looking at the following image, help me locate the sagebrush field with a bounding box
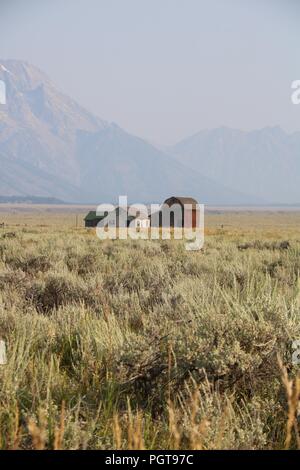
[0,207,300,450]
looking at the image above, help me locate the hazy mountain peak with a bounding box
[3,60,238,203]
[0,59,283,204]
[170,125,300,204]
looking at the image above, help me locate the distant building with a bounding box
[84,208,150,228]
[85,197,199,229]
[150,196,199,228]
[84,211,105,228]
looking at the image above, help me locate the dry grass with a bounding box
[0,208,299,449]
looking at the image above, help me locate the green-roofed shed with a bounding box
[84,211,105,228]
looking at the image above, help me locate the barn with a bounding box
[150,196,199,228]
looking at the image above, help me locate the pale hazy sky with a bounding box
[1,0,299,144]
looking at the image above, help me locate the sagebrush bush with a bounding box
[0,218,299,449]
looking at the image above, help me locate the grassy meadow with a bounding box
[0,206,300,449]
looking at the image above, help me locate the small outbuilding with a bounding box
[164,196,199,228]
[84,211,105,228]
[150,196,199,228]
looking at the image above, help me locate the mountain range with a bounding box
[0,60,299,205]
[169,127,300,205]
